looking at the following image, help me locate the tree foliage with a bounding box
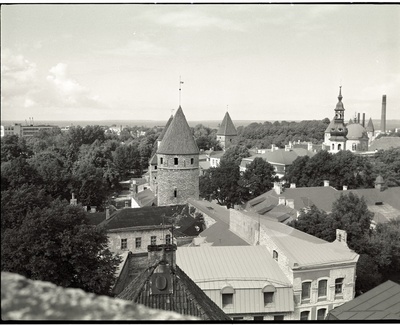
[221,145,250,166]
[284,150,375,189]
[372,148,400,187]
[1,200,121,295]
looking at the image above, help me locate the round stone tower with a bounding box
[156,106,199,206]
[216,111,237,151]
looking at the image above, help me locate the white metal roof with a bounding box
[176,246,291,288]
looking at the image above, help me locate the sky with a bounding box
[1,4,400,123]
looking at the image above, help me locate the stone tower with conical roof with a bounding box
[157,106,199,206]
[216,112,237,150]
[328,87,348,153]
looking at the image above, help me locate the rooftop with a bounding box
[327,280,400,320]
[369,137,400,151]
[217,112,237,136]
[157,107,199,155]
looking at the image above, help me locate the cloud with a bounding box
[144,9,245,32]
[1,49,38,98]
[46,63,105,108]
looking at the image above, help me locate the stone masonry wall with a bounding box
[1,272,198,321]
[157,154,199,206]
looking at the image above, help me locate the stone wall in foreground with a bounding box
[1,272,198,321]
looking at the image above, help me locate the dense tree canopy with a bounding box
[220,145,250,166]
[284,150,376,189]
[1,200,120,295]
[372,148,400,187]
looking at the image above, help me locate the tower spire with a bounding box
[338,86,343,101]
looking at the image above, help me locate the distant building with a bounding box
[1,122,57,137]
[326,280,400,320]
[240,146,315,179]
[216,112,238,150]
[322,87,379,154]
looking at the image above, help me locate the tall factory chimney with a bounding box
[362,113,365,127]
[357,113,360,124]
[381,95,387,133]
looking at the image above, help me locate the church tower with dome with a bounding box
[323,87,370,153]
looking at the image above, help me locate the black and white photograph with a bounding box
[1,1,400,322]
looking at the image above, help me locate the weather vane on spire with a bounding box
[226,105,229,112]
[179,76,184,107]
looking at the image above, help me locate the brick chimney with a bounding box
[278,197,286,205]
[290,183,296,188]
[286,199,295,209]
[324,180,329,187]
[343,185,348,191]
[381,95,387,133]
[273,182,282,195]
[362,113,365,127]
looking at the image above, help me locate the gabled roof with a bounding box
[369,137,400,151]
[217,112,237,136]
[118,256,230,320]
[134,188,156,207]
[327,280,400,320]
[325,117,335,133]
[98,205,197,234]
[241,210,359,268]
[157,107,199,155]
[177,246,292,288]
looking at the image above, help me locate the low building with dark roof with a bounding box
[98,205,203,255]
[369,137,400,151]
[326,280,400,320]
[116,244,230,320]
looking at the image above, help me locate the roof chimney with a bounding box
[286,199,295,209]
[273,182,282,195]
[336,229,348,245]
[70,193,77,206]
[148,244,176,269]
[290,183,296,189]
[278,197,286,205]
[362,113,365,127]
[357,113,360,124]
[343,185,348,191]
[324,180,330,187]
[381,95,387,133]
[106,207,110,220]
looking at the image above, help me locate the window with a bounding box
[273,250,278,261]
[264,292,274,305]
[232,317,243,320]
[335,278,344,295]
[154,166,157,170]
[160,157,163,164]
[274,315,284,321]
[121,238,127,250]
[302,282,311,300]
[191,158,194,165]
[222,294,233,308]
[332,143,335,150]
[317,308,327,320]
[300,311,310,320]
[174,189,177,198]
[254,316,264,321]
[338,143,342,150]
[318,279,327,298]
[352,143,356,151]
[151,236,157,246]
[174,157,178,165]
[135,237,141,249]
[165,234,171,244]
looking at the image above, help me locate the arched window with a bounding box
[332,143,335,150]
[221,285,234,308]
[338,143,342,150]
[262,284,276,306]
[317,308,327,320]
[300,311,310,320]
[273,250,278,261]
[352,143,356,151]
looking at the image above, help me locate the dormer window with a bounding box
[273,250,278,261]
[221,285,234,308]
[262,284,275,306]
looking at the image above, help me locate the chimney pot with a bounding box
[324,180,330,187]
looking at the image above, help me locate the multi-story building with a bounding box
[229,209,359,321]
